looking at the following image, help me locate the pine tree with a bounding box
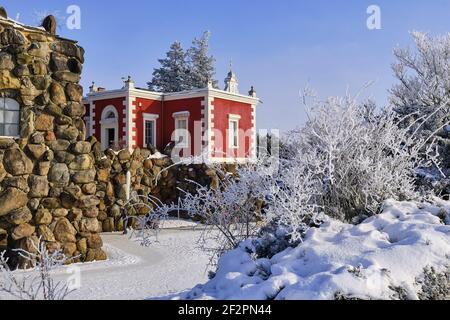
[187,31,218,89]
[147,41,189,92]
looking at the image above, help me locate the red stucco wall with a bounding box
[211,98,254,159]
[133,97,163,149]
[162,97,205,157]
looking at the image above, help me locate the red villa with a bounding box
[83,71,259,163]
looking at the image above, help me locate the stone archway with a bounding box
[100,105,119,150]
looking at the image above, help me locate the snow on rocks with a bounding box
[179,200,450,300]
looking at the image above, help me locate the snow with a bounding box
[178,200,450,300]
[160,218,198,229]
[0,16,46,31]
[0,228,214,300]
[147,152,166,159]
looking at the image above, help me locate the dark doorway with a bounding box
[107,128,115,148]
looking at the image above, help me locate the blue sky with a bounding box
[4,0,450,131]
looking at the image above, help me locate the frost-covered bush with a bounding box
[180,163,272,262]
[417,266,450,300]
[0,239,76,300]
[391,31,450,171]
[122,193,178,246]
[180,93,430,261]
[285,95,426,221]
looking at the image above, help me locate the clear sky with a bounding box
[4,0,450,131]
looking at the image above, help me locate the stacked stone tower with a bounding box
[0,9,106,266]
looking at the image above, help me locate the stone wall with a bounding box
[89,142,221,232]
[0,14,105,267]
[0,12,227,267]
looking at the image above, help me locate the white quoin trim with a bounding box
[128,96,137,150]
[89,101,95,136]
[123,98,129,148]
[206,94,215,160]
[251,104,257,160]
[142,113,159,148]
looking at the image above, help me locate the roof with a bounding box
[84,86,260,106]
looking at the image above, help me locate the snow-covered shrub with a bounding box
[177,200,450,300]
[179,163,272,263]
[285,94,426,221]
[417,266,450,300]
[178,92,430,262]
[0,238,76,300]
[122,193,178,246]
[391,31,450,172]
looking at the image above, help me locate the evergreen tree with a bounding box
[147,41,189,92]
[187,31,218,89]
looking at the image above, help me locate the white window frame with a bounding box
[228,114,241,149]
[173,111,190,148]
[100,105,119,150]
[0,97,20,138]
[142,113,159,148]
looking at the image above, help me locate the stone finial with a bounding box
[0,7,7,19]
[42,15,57,35]
[89,82,98,93]
[123,76,135,90]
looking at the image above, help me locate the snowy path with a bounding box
[53,229,214,300]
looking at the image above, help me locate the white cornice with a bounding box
[85,89,128,101]
[208,88,259,105]
[129,88,163,101]
[84,87,260,105]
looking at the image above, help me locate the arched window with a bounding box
[0,98,20,137]
[106,111,116,119]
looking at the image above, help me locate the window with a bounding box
[0,98,20,137]
[173,111,190,148]
[175,118,188,147]
[228,114,241,149]
[84,116,90,136]
[144,120,156,147]
[142,113,159,149]
[106,111,116,119]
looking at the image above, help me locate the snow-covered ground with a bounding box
[178,200,450,300]
[0,227,214,300]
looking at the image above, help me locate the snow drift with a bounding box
[178,200,450,300]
